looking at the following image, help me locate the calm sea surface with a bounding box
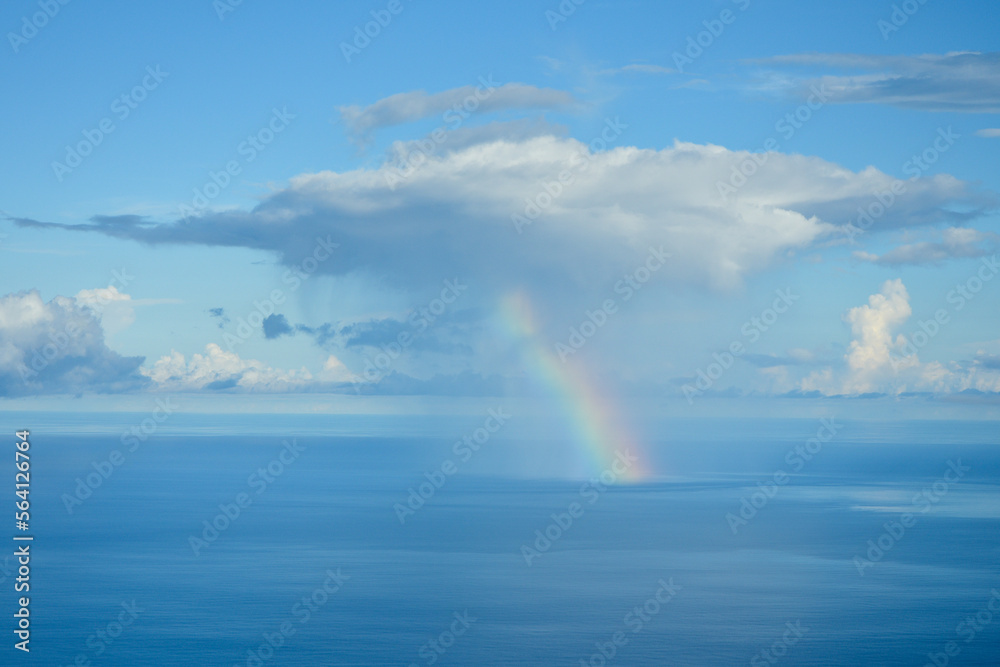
[2,414,998,666]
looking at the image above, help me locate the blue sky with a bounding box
[2,0,999,416]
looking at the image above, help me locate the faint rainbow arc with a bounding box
[499,290,651,481]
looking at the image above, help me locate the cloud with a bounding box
[319,355,358,383]
[142,344,499,394]
[338,310,477,354]
[75,285,134,335]
[385,117,569,164]
[208,307,230,329]
[798,279,918,395]
[264,310,479,356]
[336,317,414,348]
[0,290,147,396]
[853,228,998,266]
[262,313,293,339]
[973,352,1000,370]
[843,279,915,392]
[793,280,1000,397]
[338,80,577,140]
[143,344,315,392]
[74,285,131,309]
[293,323,338,349]
[0,288,502,395]
[758,52,1000,113]
[16,134,992,309]
[976,128,1000,138]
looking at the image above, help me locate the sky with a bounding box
[2,0,999,418]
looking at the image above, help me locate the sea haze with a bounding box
[8,415,1000,666]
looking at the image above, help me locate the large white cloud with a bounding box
[841,278,917,393]
[12,129,998,398]
[284,136,838,291]
[17,134,992,307]
[798,279,932,395]
[0,290,146,396]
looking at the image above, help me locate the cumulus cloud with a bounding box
[854,228,998,266]
[384,117,569,165]
[976,129,1000,138]
[14,132,997,396]
[794,279,1000,396]
[75,285,131,309]
[75,285,134,334]
[842,279,916,392]
[141,344,495,394]
[756,52,1000,113]
[319,355,358,383]
[0,290,146,396]
[16,135,992,309]
[338,80,577,140]
[798,279,919,395]
[0,288,496,395]
[143,344,315,392]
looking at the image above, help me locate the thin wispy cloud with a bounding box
[854,228,998,266]
[338,81,578,141]
[755,51,1000,113]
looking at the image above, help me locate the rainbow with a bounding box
[499,290,651,482]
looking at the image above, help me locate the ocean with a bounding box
[5,413,999,665]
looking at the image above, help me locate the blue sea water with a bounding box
[2,414,998,666]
